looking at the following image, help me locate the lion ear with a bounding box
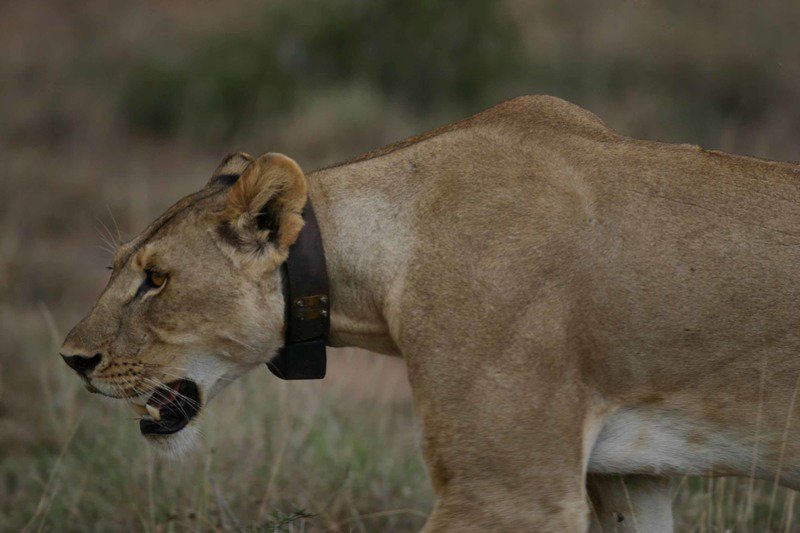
[207,152,254,187]
[219,153,307,261]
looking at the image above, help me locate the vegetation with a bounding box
[118,0,524,140]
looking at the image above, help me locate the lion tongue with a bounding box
[148,383,180,409]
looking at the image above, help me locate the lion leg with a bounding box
[419,410,596,532]
[409,349,602,532]
[423,482,589,532]
[587,474,673,532]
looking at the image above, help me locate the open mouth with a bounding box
[139,379,201,436]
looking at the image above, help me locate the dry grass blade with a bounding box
[20,419,82,533]
[767,370,800,525]
[739,354,768,528]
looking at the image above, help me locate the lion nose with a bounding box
[61,353,103,377]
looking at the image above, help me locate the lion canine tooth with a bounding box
[132,404,148,417]
[146,404,161,421]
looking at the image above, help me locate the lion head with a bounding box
[60,152,307,453]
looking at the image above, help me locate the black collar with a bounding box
[267,199,330,379]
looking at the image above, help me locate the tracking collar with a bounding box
[267,199,329,380]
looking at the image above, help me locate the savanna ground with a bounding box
[2,1,800,530]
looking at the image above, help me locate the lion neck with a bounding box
[306,162,415,356]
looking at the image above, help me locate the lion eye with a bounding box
[136,268,168,298]
[147,269,167,288]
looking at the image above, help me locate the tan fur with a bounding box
[62,95,800,530]
[208,151,253,185]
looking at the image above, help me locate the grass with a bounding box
[4,341,430,532]
[6,326,800,532]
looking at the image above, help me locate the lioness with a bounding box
[61,95,800,531]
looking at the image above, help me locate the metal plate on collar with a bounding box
[287,293,329,341]
[291,294,329,321]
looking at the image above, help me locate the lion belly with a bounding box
[589,407,757,478]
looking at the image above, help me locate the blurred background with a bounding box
[2,0,799,530]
